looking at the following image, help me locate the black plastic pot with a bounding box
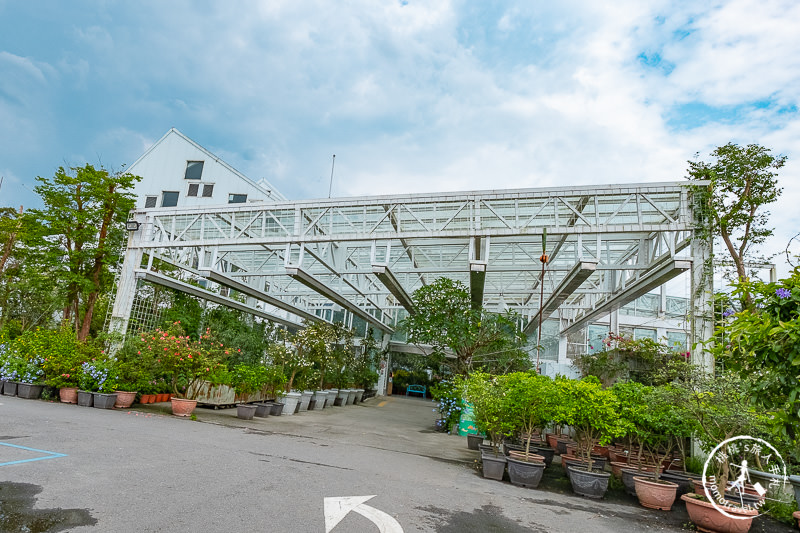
[2,381,17,396]
[467,433,483,450]
[481,453,507,481]
[507,457,546,488]
[568,467,611,499]
[659,471,693,496]
[254,402,272,417]
[237,404,257,420]
[16,383,43,399]
[270,402,284,416]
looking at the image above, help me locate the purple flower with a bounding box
[776,288,791,299]
[722,309,735,318]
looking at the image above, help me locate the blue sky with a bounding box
[1,0,799,272]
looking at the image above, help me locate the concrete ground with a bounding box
[0,393,795,532]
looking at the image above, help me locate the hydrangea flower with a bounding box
[776,288,791,299]
[722,309,735,318]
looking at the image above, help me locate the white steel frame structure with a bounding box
[109,181,713,367]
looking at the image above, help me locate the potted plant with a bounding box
[231,363,268,419]
[464,372,514,481]
[79,358,119,409]
[632,385,696,511]
[562,377,624,499]
[138,323,228,416]
[0,343,25,396]
[16,356,46,399]
[501,372,555,488]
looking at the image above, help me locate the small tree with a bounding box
[687,143,785,306]
[464,372,515,456]
[502,372,555,460]
[401,277,526,375]
[563,378,625,471]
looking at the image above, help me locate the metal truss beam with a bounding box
[561,258,691,335]
[524,260,597,334]
[200,269,326,324]
[372,264,415,313]
[139,270,303,328]
[285,265,394,333]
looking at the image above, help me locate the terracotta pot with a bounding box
[592,445,610,458]
[114,391,137,409]
[608,450,628,463]
[508,450,545,463]
[546,433,558,449]
[171,397,197,417]
[681,493,757,533]
[610,461,629,479]
[634,476,678,510]
[59,387,78,404]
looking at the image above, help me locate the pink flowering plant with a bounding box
[136,322,228,400]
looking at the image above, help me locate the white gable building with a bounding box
[127,128,284,209]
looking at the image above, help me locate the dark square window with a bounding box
[185,161,204,180]
[187,183,200,197]
[202,184,214,197]
[228,193,247,204]
[161,191,179,207]
[144,196,157,208]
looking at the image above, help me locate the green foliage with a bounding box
[464,372,516,454]
[561,378,624,469]
[230,363,269,395]
[401,277,527,375]
[78,357,119,393]
[25,164,141,340]
[501,372,555,458]
[711,267,800,442]
[687,143,785,296]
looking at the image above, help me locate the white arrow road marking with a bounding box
[324,495,403,533]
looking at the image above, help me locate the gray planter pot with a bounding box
[354,389,364,403]
[311,391,328,409]
[92,392,117,409]
[659,471,693,497]
[568,467,611,499]
[334,389,348,406]
[346,389,357,405]
[2,381,17,396]
[481,453,507,481]
[77,390,93,407]
[298,390,313,411]
[621,468,645,496]
[281,391,302,416]
[254,402,272,417]
[467,433,483,450]
[17,383,43,399]
[533,446,555,467]
[270,402,284,416]
[237,404,257,420]
[507,456,546,488]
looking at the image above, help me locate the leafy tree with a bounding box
[464,371,515,456]
[502,372,555,460]
[26,164,140,340]
[687,143,786,305]
[401,277,527,375]
[562,378,625,470]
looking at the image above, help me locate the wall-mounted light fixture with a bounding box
[125,220,141,231]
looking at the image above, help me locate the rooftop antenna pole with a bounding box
[328,154,336,198]
[536,228,548,374]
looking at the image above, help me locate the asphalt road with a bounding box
[0,394,795,533]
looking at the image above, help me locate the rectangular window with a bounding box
[144,196,158,208]
[666,331,688,352]
[202,184,214,197]
[587,324,608,354]
[161,191,179,207]
[187,183,199,197]
[185,161,204,180]
[634,327,657,341]
[228,193,247,204]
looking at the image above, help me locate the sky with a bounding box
[1,0,799,277]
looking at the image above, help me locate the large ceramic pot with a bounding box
[354,389,365,403]
[311,390,328,410]
[507,457,546,488]
[114,391,137,409]
[59,387,78,404]
[77,390,93,407]
[481,453,507,481]
[171,397,197,417]
[280,392,302,416]
[568,467,611,499]
[634,476,678,510]
[2,381,18,396]
[346,389,357,405]
[92,392,118,409]
[298,390,313,411]
[681,493,757,533]
[236,404,257,420]
[17,383,44,399]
